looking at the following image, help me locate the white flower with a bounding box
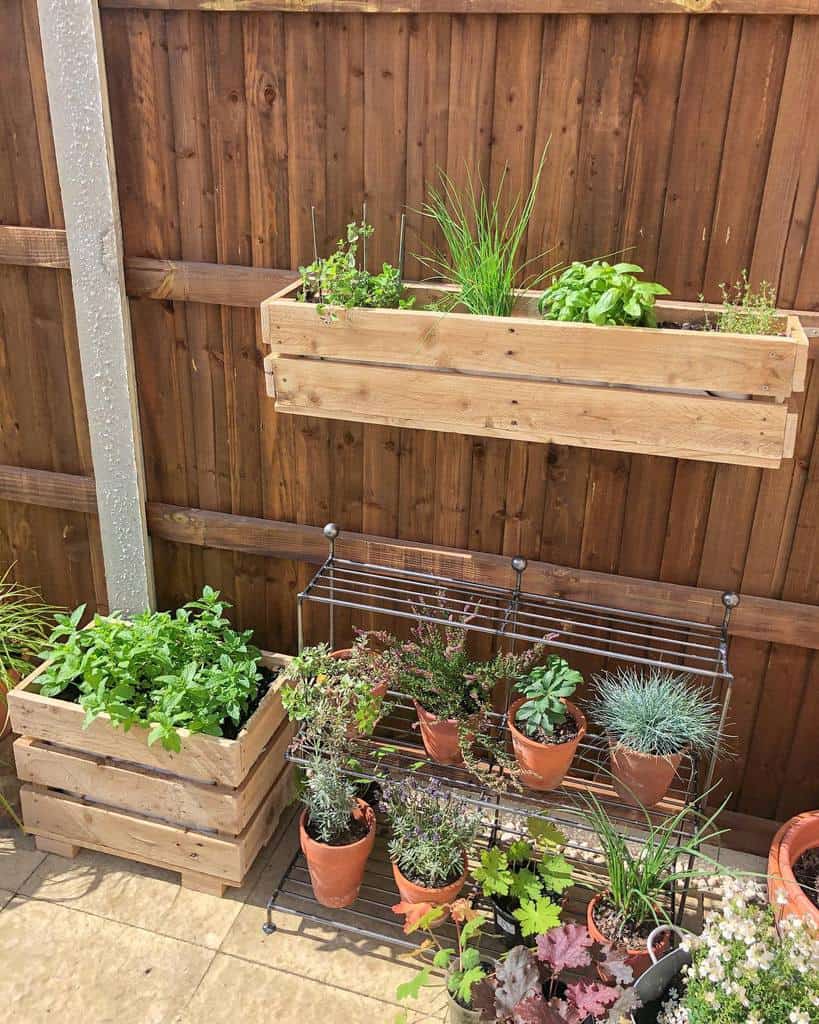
[789,1011,809,1024]
[776,890,790,905]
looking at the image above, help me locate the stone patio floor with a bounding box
[0,734,767,1024]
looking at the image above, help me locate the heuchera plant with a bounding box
[471,925,639,1024]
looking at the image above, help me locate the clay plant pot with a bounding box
[392,855,468,906]
[587,892,669,981]
[330,648,388,698]
[768,809,819,927]
[299,798,376,909]
[414,701,463,765]
[608,740,683,808]
[508,697,586,791]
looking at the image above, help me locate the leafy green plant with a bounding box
[392,899,490,1022]
[714,270,779,335]
[590,667,723,758]
[380,776,482,889]
[473,820,573,938]
[37,588,263,752]
[417,146,559,317]
[583,792,729,939]
[0,566,60,689]
[538,261,669,327]
[280,636,391,753]
[298,221,414,317]
[300,752,360,844]
[658,877,818,1024]
[513,655,584,741]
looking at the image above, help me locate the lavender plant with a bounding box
[300,753,360,845]
[380,777,482,888]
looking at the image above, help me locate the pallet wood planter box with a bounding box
[8,652,294,896]
[261,281,808,469]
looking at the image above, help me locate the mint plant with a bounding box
[37,588,263,751]
[538,261,669,327]
[298,221,414,316]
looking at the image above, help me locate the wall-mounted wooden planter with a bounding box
[261,282,809,469]
[9,652,294,896]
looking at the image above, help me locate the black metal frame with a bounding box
[265,524,737,948]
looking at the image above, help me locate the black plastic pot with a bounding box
[492,897,526,949]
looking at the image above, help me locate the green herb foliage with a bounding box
[418,146,558,317]
[714,270,779,335]
[473,820,572,937]
[38,588,262,752]
[590,667,723,758]
[298,221,413,316]
[513,655,583,740]
[301,752,360,845]
[0,566,59,688]
[583,792,729,936]
[538,261,669,327]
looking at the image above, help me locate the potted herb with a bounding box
[539,261,669,328]
[589,668,722,808]
[298,751,375,908]
[392,899,493,1024]
[508,655,586,790]
[373,620,538,766]
[0,568,59,739]
[471,925,638,1023]
[280,636,390,750]
[658,877,819,1024]
[583,794,727,979]
[474,820,573,947]
[380,777,482,905]
[768,809,819,927]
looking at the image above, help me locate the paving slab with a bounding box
[0,894,214,1024]
[0,827,45,891]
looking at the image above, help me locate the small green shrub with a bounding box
[380,776,482,888]
[714,270,779,335]
[38,587,262,751]
[417,146,557,317]
[538,261,669,327]
[513,655,583,740]
[298,221,413,316]
[590,667,723,757]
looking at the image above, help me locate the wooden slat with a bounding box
[0,464,96,513]
[144,501,819,651]
[96,0,819,16]
[125,256,296,307]
[0,225,69,268]
[271,357,791,467]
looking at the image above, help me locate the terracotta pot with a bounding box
[508,697,586,791]
[392,855,467,906]
[586,892,669,981]
[330,648,388,698]
[768,809,819,927]
[299,799,375,909]
[414,701,463,765]
[608,739,683,808]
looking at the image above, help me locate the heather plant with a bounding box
[513,655,584,740]
[471,925,638,1023]
[714,271,779,336]
[658,877,819,1024]
[37,587,262,751]
[590,667,723,758]
[417,146,559,317]
[300,753,360,844]
[538,261,669,327]
[298,221,413,317]
[380,777,482,888]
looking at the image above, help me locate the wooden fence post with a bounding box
[35,0,155,614]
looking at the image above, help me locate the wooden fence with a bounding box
[1,0,819,824]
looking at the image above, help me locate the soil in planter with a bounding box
[515,711,578,746]
[305,813,371,847]
[51,663,282,741]
[794,847,819,908]
[592,895,655,951]
[658,320,786,337]
[397,859,463,889]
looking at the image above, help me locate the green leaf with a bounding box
[513,896,562,938]
[456,965,487,1004]
[395,968,433,1002]
[538,854,574,895]
[432,948,453,969]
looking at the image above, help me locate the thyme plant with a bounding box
[714,271,779,336]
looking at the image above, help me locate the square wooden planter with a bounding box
[8,652,294,896]
[261,281,808,469]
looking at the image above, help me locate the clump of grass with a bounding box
[0,567,59,687]
[715,270,779,335]
[590,666,723,757]
[416,144,559,317]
